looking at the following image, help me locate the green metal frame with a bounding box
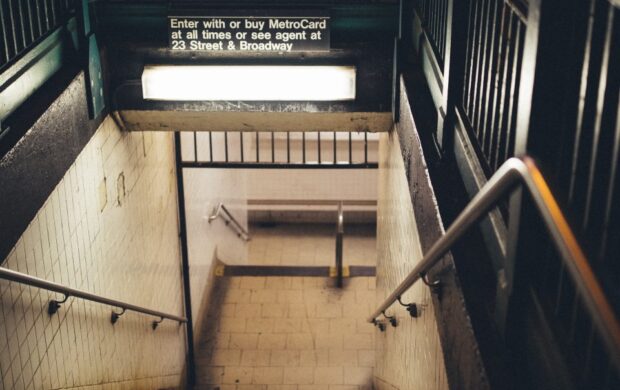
[0,18,79,125]
[0,0,104,136]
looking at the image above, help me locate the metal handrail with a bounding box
[0,266,187,326]
[335,202,344,288]
[208,203,251,241]
[368,156,620,370]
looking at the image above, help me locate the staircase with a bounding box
[194,274,376,389]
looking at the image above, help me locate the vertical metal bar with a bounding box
[335,202,344,288]
[34,0,43,39]
[584,5,615,229]
[240,131,244,163]
[482,0,501,162]
[364,131,368,164]
[318,132,322,164]
[17,0,28,48]
[287,132,290,163]
[42,0,50,30]
[224,132,229,162]
[470,0,487,131]
[302,132,306,164]
[271,132,275,163]
[7,0,19,55]
[48,0,57,26]
[504,20,524,164]
[463,0,479,114]
[333,131,337,164]
[349,132,352,164]
[474,0,493,139]
[24,0,35,44]
[256,132,260,162]
[173,132,196,387]
[0,3,11,63]
[209,131,213,162]
[494,7,516,170]
[568,0,597,202]
[193,132,198,162]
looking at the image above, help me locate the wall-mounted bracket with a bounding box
[397,295,420,318]
[48,294,70,315]
[420,272,442,296]
[110,308,126,324]
[382,311,398,327]
[152,316,164,330]
[372,318,386,332]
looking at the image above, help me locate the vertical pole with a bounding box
[256,132,260,162]
[437,0,468,153]
[224,132,229,162]
[333,131,337,164]
[302,132,306,164]
[208,131,213,162]
[318,132,322,164]
[173,132,196,387]
[240,131,244,162]
[349,132,352,164]
[335,202,344,288]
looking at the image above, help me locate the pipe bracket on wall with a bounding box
[396,295,419,318]
[110,308,126,324]
[48,294,70,315]
[382,311,398,327]
[372,318,386,332]
[420,272,441,296]
[152,316,164,330]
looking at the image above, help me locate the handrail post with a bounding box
[335,202,344,288]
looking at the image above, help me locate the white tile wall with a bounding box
[180,132,249,327]
[0,117,186,389]
[374,132,449,390]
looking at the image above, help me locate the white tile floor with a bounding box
[246,223,376,267]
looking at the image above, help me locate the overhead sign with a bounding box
[168,11,330,53]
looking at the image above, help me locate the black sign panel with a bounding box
[168,11,330,53]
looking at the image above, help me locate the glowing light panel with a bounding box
[141,65,356,101]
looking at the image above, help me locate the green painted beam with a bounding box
[0,18,79,122]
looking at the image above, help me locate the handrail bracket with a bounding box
[48,293,70,315]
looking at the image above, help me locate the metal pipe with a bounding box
[335,202,344,288]
[0,266,187,323]
[368,156,620,371]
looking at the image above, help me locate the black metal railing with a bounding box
[461,0,527,173]
[180,131,378,169]
[531,2,620,387]
[0,0,75,70]
[415,0,449,66]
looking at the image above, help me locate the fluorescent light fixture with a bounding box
[141,65,356,101]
